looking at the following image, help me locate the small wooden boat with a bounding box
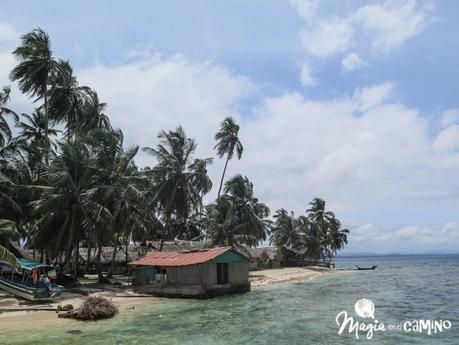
[355,265,377,270]
[0,258,63,301]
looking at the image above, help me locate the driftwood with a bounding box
[59,296,118,320]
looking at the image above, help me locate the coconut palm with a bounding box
[205,197,255,248]
[324,217,349,263]
[10,28,61,145]
[270,209,299,250]
[16,110,59,155]
[48,60,90,138]
[87,129,144,278]
[31,140,111,274]
[0,172,22,220]
[0,243,21,272]
[78,90,111,133]
[143,127,210,250]
[0,86,19,147]
[296,216,324,262]
[223,174,270,246]
[306,198,335,225]
[214,117,243,197]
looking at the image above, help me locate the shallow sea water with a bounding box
[1,255,458,345]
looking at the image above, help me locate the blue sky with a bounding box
[1,0,459,253]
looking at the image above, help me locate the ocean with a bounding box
[2,255,458,345]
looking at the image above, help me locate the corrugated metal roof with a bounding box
[129,247,247,267]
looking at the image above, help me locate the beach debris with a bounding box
[57,304,74,312]
[59,296,118,320]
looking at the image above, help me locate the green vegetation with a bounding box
[0,28,349,279]
[270,198,349,264]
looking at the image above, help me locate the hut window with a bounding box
[217,263,228,284]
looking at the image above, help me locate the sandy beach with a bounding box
[0,267,346,333]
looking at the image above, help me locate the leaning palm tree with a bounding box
[48,60,90,138]
[10,28,60,145]
[77,90,111,134]
[214,117,243,197]
[143,127,210,250]
[0,86,19,147]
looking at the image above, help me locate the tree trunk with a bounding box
[85,240,91,274]
[39,249,44,263]
[96,243,103,282]
[217,156,230,198]
[43,81,49,166]
[159,215,171,251]
[73,240,79,276]
[107,237,119,278]
[125,239,129,274]
[64,206,76,273]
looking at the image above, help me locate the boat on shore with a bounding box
[0,258,63,301]
[355,265,377,270]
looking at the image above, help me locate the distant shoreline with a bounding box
[337,253,459,258]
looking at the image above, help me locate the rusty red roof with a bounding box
[129,247,247,267]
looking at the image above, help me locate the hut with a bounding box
[246,247,281,270]
[129,247,250,298]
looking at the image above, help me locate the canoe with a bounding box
[355,265,377,270]
[0,259,63,301]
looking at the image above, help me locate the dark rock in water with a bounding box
[66,330,83,335]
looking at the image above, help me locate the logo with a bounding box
[336,299,452,340]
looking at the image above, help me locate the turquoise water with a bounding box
[1,255,458,344]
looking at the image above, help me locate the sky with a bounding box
[1,0,459,254]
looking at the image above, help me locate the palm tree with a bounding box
[205,197,254,248]
[87,129,143,277]
[0,243,21,272]
[325,217,349,264]
[223,174,270,246]
[214,117,243,197]
[31,140,111,275]
[10,28,60,148]
[16,110,60,158]
[78,90,111,134]
[0,86,19,147]
[143,127,210,250]
[306,198,335,225]
[48,60,90,138]
[270,209,299,250]
[296,216,323,263]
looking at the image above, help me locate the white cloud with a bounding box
[289,0,318,19]
[78,53,254,189]
[440,109,459,128]
[434,125,459,153]
[345,222,459,253]
[299,62,315,87]
[291,0,434,70]
[342,53,365,71]
[355,0,431,55]
[352,82,394,111]
[299,17,354,57]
